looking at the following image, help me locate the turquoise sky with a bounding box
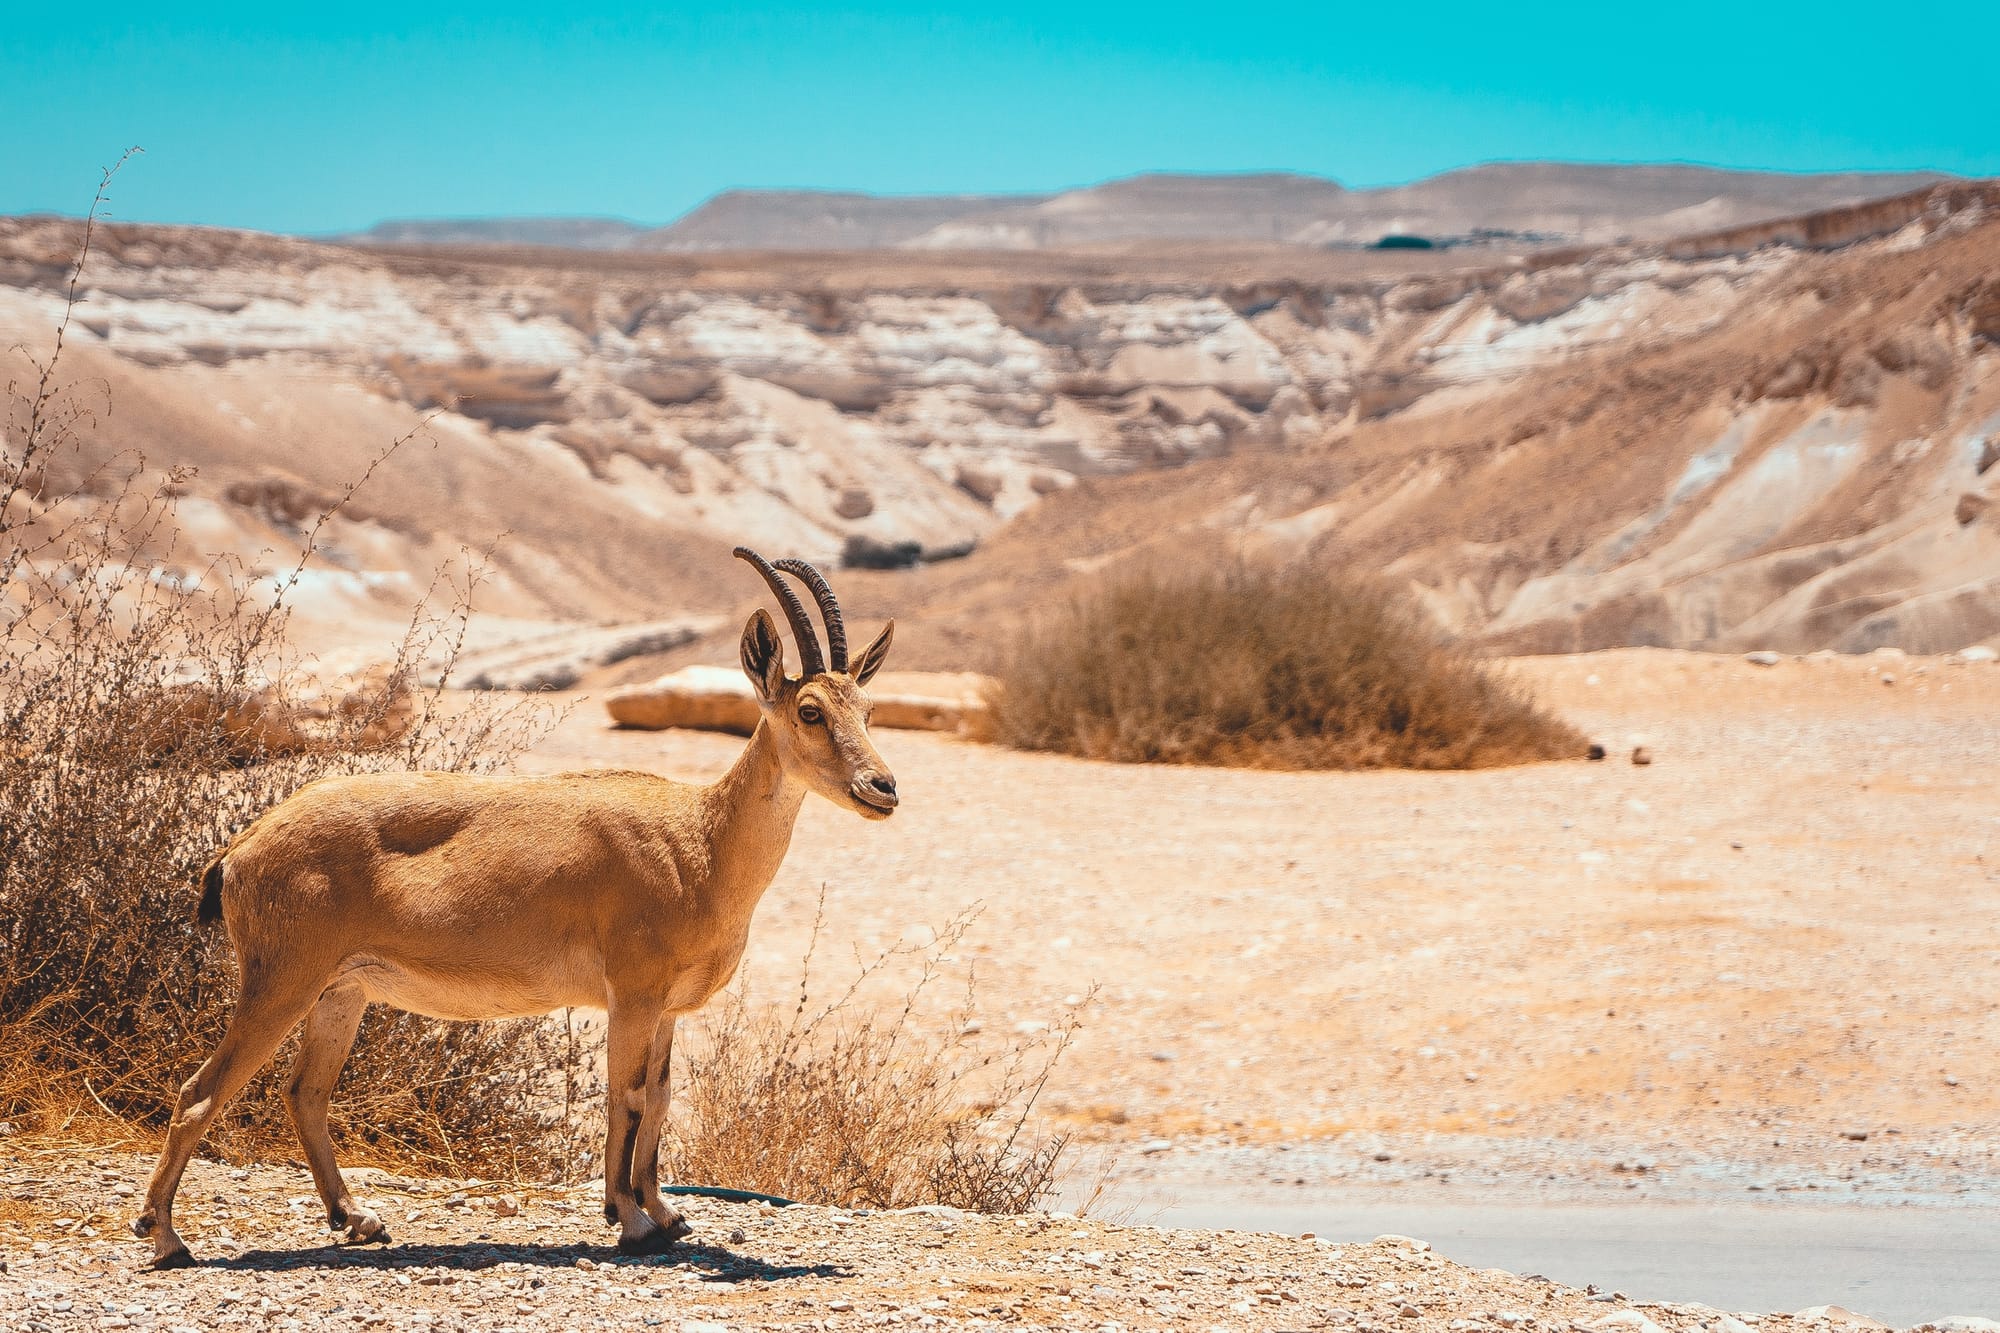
[6,2,1995,233]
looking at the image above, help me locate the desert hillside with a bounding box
[3,178,1998,660]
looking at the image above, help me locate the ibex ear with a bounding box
[740,609,787,703]
[851,619,894,687]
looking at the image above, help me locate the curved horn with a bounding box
[733,547,825,677]
[773,557,848,673]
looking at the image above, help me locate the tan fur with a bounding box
[133,599,896,1266]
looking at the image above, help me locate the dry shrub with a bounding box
[993,562,1586,769]
[669,903,1079,1213]
[0,160,591,1179]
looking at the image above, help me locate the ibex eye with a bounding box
[798,704,823,725]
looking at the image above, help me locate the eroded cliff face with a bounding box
[911,184,2000,659]
[3,181,1998,655]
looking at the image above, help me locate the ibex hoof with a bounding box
[152,1247,197,1271]
[344,1209,392,1246]
[130,1213,156,1239]
[615,1218,692,1256]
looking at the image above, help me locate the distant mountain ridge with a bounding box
[345,216,654,249]
[338,163,1957,253]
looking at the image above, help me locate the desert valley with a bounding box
[5,162,2000,1328]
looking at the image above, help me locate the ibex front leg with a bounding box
[630,1015,690,1237]
[603,998,686,1254]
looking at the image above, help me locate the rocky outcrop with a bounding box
[448,619,723,691]
[162,653,416,758]
[606,666,995,737]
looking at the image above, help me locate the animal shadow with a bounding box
[206,1237,849,1283]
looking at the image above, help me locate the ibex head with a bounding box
[734,548,898,819]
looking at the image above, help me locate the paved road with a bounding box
[1154,1200,2000,1327]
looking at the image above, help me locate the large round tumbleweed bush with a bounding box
[993,562,1587,770]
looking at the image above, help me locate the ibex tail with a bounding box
[195,858,225,926]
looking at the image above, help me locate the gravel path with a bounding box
[10,1152,1987,1333]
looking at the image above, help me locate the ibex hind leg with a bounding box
[282,983,389,1246]
[134,971,328,1268]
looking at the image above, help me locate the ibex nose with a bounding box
[854,772,898,813]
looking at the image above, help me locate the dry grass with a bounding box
[0,160,590,1180]
[992,562,1587,769]
[669,901,1081,1213]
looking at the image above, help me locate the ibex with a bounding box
[133,549,898,1269]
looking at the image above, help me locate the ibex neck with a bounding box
[698,718,807,914]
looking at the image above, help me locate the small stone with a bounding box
[442,1192,469,1209]
[1880,673,1896,686]
[728,1227,746,1243]
[1841,1129,1869,1142]
[827,1300,853,1312]
[1744,651,1782,666]
[491,1194,520,1217]
[1373,1151,1394,1162]
[1794,1306,1887,1328]
[1373,1234,1429,1251]
[1630,746,1653,766]
[574,1256,597,1270]
[1959,645,1998,663]
[1140,1138,1174,1155]
[1945,1074,1960,1087]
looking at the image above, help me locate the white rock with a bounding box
[1744,651,1783,666]
[1372,1233,1430,1252]
[1957,645,1998,663]
[1793,1306,1887,1328]
[1589,1313,1668,1333]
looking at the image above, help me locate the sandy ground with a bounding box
[5,647,1997,1327]
[517,648,2000,1212]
